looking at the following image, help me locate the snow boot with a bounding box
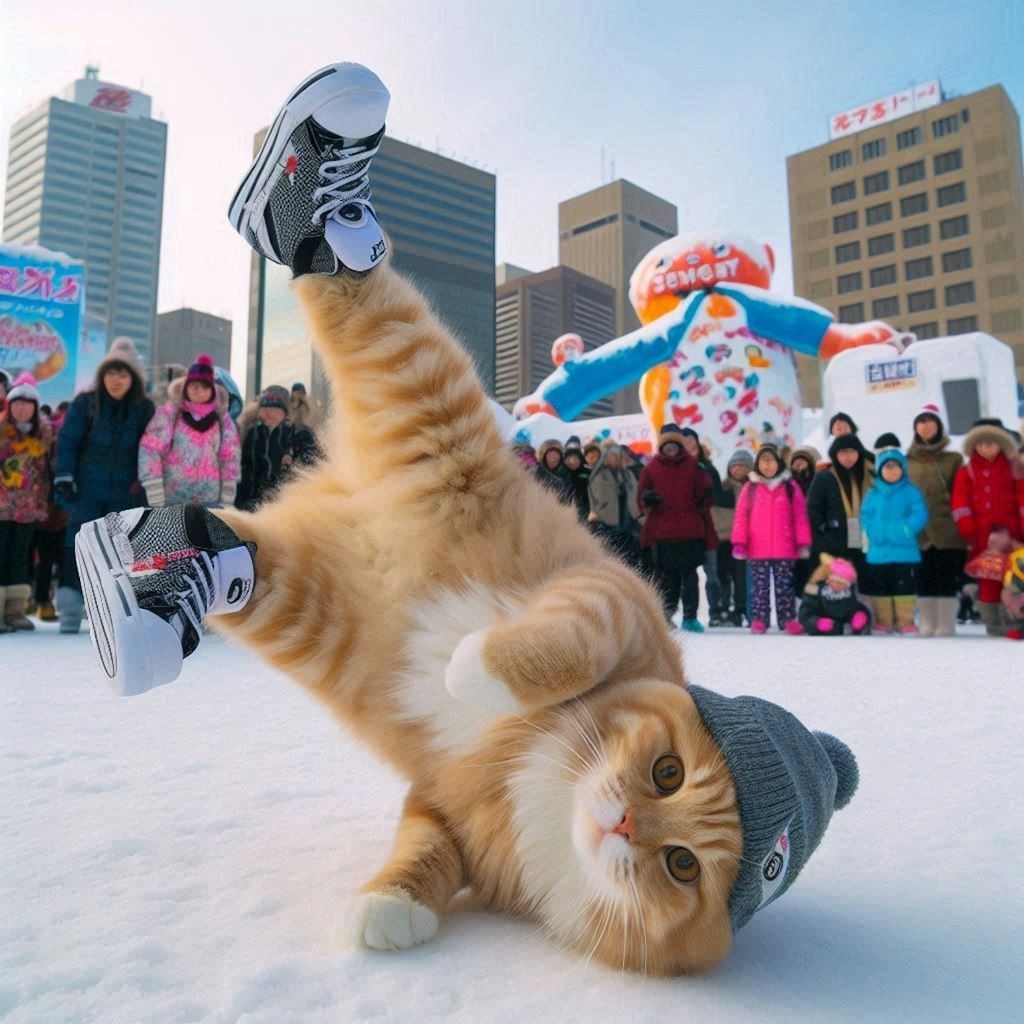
[75,505,257,696]
[894,597,919,635]
[4,583,35,631]
[57,586,84,634]
[933,597,958,637]
[977,601,1006,638]
[37,601,57,622]
[0,587,11,634]
[873,598,894,635]
[681,618,705,634]
[917,597,938,637]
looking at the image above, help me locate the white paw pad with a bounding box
[347,890,439,951]
[444,629,521,715]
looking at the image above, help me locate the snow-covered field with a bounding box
[1,622,1021,1024]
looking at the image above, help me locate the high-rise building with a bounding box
[558,180,678,413]
[495,265,616,417]
[788,82,1024,405]
[2,68,167,361]
[249,135,496,406]
[154,308,232,371]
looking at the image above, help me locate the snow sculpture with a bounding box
[514,232,911,463]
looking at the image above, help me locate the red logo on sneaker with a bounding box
[285,153,298,185]
[130,548,200,574]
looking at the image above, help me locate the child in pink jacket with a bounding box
[732,443,812,634]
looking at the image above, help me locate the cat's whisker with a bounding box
[513,713,592,772]
[627,874,649,984]
[565,701,604,766]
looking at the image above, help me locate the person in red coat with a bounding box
[637,423,714,631]
[951,418,1024,635]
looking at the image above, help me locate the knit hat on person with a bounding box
[291,381,307,393]
[679,427,700,441]
[258,385,291,414]
[687,685,859,932]
[185,354,216,390]
[97,336,146,387]
[754,442,782,470]
[873,432,901,451]
[829,434,864,460]
[659,423,686,452]
[563,434,583,456]
[829,411,859,435]
[727,448,755,471]
[827,557,858,583]
[913,403,944,432]
[5,371,41,406]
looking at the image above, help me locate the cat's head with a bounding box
[531,680,858,975]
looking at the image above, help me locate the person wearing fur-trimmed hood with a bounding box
[138,355,241,508]
[952,418,1024,636]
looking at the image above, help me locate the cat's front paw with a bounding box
[347,888,439,951]
[444,630,521,715]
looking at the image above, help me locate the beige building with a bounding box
[559,180,678,413]
[788,84,1024,406]
[495,265,616,418]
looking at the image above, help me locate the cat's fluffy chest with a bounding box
[395,587,521,757]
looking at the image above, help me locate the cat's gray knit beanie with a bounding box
[687,686,859,931]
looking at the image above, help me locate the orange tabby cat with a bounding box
[76,62,857,976]
[208,264,740,973]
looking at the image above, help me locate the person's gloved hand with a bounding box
[54,475,76,507]
[643,489,663,507]
[733,544,747,560]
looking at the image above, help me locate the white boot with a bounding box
[917,597,938,637]
[57,586,84,634]
[934,597,958,637]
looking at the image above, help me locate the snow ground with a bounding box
[1,622,1022,1024]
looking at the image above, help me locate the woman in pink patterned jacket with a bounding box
[731,443,813,635]
[138,355,240,508]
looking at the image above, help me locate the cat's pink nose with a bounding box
[610,810,635,843]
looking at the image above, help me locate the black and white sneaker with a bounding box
[75,506,257,697]
[228,62,390,277]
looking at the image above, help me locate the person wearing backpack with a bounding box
[731,444,812,635]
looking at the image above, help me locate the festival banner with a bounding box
[0,243,85,405]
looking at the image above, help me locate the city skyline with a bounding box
[2,0,1023,389]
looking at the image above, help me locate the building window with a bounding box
[940,215,969,240]
[934,149,963,175]
[837,272,863,294]
[932,115,960,138]
[838,302,864,323]
[942,248,973,273]
[835,241,861,264]
[900,193,928,217]
[905,256,934,280]
[862,139,887,161]
[897,160,926,186]
[937,182,966,207]
[870,265,897,287]
[897,127,922,150]
[947,315,977,333]
[829,149,853,171]
[868,233,895,257]
[863,171,889,195]
[988,273,1019,299]
[903,224,931,248]
[866,202,892,226]
[833,211,858,234]
[873,296,900,318]
[570,214,619,236]
[991,308,1023,333]
[831,181,856,204]
[945,281,975,306]
[910,321,940,339]
[908,289,937,313]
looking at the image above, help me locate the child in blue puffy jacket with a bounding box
[860,447,930,635]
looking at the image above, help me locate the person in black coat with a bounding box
[561,435,591,522]
[798,553,872,635]
[236,386,319,511]
[806,434,874,576]
[53,337,155,633]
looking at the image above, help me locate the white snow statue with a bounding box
[513,231,912,463]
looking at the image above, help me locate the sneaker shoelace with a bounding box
[311,141,381,225]
[160,551,216,637]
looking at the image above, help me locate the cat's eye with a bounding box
[652,753,684,794]
[665,846,701,884]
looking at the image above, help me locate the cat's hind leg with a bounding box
[345,789,465,951]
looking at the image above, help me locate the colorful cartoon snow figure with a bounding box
[514,232,910,464]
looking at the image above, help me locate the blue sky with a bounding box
[2,0,1022,379]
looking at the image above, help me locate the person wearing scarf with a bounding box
[138,354,241,508]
